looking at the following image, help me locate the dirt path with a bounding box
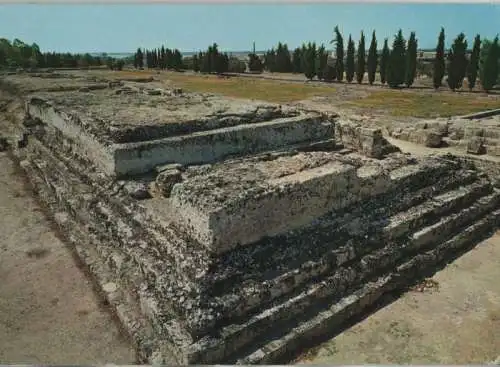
[0,152,136,364]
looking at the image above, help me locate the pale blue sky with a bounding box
[0,3,499,53]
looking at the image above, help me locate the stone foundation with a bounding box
[388,114,500,157]
[4,72,500,364]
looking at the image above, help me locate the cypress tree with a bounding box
[367,31,378,85]
[292,47,302,73]
[136,48,143,68]
[316,44,328,80]
[275,43,283,72]
[210,43,219,73]
[303,42,317,80]
[480,36,499,93]
[133,48,139,68]
[160,46,166,69]
[356,31,366,84]
[387,29,406,88]
[192,54,200,72]
[405,32,418,87]
[433,27,446,89]
[345,35,355,83]
[467,34,481,91]
[174,49,183,70]
[146,50,152,69]
[447,33,468,91]
[380,38,389,85]
[274,42,292,73]
[332,26,344,82]
[264,48,276,72]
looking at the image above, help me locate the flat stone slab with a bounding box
[170,151,409,254]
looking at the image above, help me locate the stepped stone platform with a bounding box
[4,75,500,364]
[25,88,335,176]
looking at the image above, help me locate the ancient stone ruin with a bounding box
[387,111,500,157]
[3,73,500,364]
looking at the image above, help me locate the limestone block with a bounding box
[409,129,442,148]
[336,120,391,159]
[156,163,184,173]
[156,169,183,197]
[467,136,486,155]
[464,126,485,139]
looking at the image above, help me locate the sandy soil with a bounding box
[0,152,136,364]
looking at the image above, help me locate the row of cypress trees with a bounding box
[433,28,499,92]
[262,26,498,92]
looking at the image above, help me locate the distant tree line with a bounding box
[133,46,183,70]
[0,38,124,70]
[7,28,498,94]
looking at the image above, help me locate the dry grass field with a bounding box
[109,69,500,118]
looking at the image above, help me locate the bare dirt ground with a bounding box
[0,152,136,364]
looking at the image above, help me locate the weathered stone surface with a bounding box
[0,136,9,151]
[467,136,486,155]
[409,129,443,147]
[336,120,397,159]
[123,181,151,200]
[146,88,163,96]
[156,169,182,197]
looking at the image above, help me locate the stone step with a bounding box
[184,189,500,363]
[206,166,479,294]
[236,210,500,364]
[170,156,457,256]
[232,208,500,364]
[202,179,493,326]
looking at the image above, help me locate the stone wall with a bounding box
[336,120,399,158]
[112,115,335,176]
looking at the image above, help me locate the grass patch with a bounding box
[163,73,335,103]
[345,90,500,118]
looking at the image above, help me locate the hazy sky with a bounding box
[1,3,499,53]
